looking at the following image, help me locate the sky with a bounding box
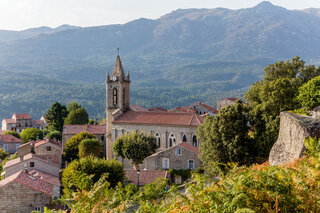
[1,0,320,31]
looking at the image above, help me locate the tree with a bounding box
[64,107,89,125]
[67,102,81,112]
[20,128,43,143]
[46,130,62,141]
[296,75,320,110]
[45,102,67,132]
[61,155,125,199]
[244,56,320,159]
[198,100,255,175]
[64,131,97,162]
[0,148,9,160]
[79,138,102,158]
[3,130,20,139]
[113,131,157,169]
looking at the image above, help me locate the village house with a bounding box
[0,134,23,154]
[145,142,200,170]
[2,153,60,178]
[0,170,57,212]
[18,138,62,164]
[125,170,168,187]
[216,98,240,111]
[1,113,46,133]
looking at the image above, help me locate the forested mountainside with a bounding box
[0,1,319,119]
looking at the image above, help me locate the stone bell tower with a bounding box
[106,54,130,160]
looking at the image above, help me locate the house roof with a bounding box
[32,119,44,126]
[3,119,16,124]
[0,134,22,143]
[29,169,60,186]
[147,107,167,112]
[125,170,168,185]
[63,124,106,135]
[0,170,54,196]
[148,142,200,158]
[130,105,149,112]
[4,153,60,169]
[194,102,218,114]
[19,138,62,149]
[113,111,203,126]
[169,106,196,113]
[13,113,31,120]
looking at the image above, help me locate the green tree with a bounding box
[20,128,43,143]
[64,131,97,162]
[113,131,157,169]
[3,130,20,139]
[64,107,89,125]
[61,155,125,199]
[45,102,68,132]
[0,148,9,160]
[46,130,62,141]
[198,100,254,175]
[67,102,81,112]
[244,56,320,159]
[79,138,102,158]
[296,75,320,110]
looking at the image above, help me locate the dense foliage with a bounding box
[0,148,9,160]
[113,131,157,168]
[78,138,102,158]
[297,75,320,110]
[3,130,20,139]
[45,102,68,132]
[61,155,125,199]
[20,128,44,143]
[46,130,62,141]
[64,103,89,125]
[198,100,255,174]
[63,131,97,162]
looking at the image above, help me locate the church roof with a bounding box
[113,111,203,126]
[112,55,125,80]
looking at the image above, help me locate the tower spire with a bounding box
[112,54,125,81]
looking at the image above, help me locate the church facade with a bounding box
[105,55,203,164]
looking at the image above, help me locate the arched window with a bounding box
[123,88,125,105]
[113,88,117,106]
[155,132,161,148]
[169,133,176,147]
[182,134,187,142]
[192,135,198,147]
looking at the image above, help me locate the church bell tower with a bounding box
[105,54,130,160]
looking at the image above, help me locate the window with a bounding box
[175,148,182,156]
[182,134,187,142]
[18,123,21,127]
[30,162,34,167]
[155,133,161,148]
[101,136,105,141]
[34,207,42,211]
[4,144,8,152]
[169,133,176,147]
[188,160,194,170]
[123,88,125,105]
[113,88,118,106]
[162,158,169,169]
[25,122,28,127]
[192,135,198,147]
[46,146,51,151]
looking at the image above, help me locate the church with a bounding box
[105,54,206,168]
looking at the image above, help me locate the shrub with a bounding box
[78,138,102,158]
[297,75,320,110]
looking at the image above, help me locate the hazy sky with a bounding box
[1,0,320,30]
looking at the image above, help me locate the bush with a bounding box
[61,155,125,199]
[20,128,43,143]
[78,138,102,158]
[46,130,62,141]
[3,130,20,138]
[297,75,320,110]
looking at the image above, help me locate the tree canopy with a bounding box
[3,130,20,139]
[45,102,68,132]
[296,75,320,110]
[64,107,89,125]
[113,131,157,169]
[46,130,62,141]
[79,138,102,158]
[20,128,43,143]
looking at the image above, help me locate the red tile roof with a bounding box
[148,142,199,158]
[130,105,149,112]
[0,171,54,195]
[3,119,16,124]
[0,134,22,143]
[169,106,196,113]
[125,170,168,185]
[113,111,203,126]
[147,107,168,112]
[13,113,31,120]
[32,119,44,126]
[195,102,218,114]
[63,124,106,135]
[4,153,60,168]
[29,169,60,186]
[19,138,62,149]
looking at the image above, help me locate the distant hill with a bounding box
[0,1,320,120]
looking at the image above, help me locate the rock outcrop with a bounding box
[269,112,320,165]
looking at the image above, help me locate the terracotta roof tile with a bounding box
[4,153,60,168]
[125,170,168,185]
[113,111,203,126]
[63,124,106,135]
[3,119,16,124]
[147,107,167,112]
[0,171,54,195]
[29,169,61,186]
[130,105,149,112]
[148,142,199,158]
[169,106,196,113]
[32,120,44,126]
[19,138,62,149]
[13,113,31,120]
[195,102,218,114]
[0,134,22,143]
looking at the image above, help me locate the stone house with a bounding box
[0,170,55,212]
[189,102,218,116]
[0,134,23,154]
[18,138,62,164]
[145,142,200,170]
[3,153,60,178]
[1,113,46,133]
[216,98,240,111]
[125,170,168,187]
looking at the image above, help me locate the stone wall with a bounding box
[35,143,62,164]
[269,112,320,165]
[0,182,51,212]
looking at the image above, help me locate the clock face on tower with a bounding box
[112,76,117,81]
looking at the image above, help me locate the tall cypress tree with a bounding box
[45,102,68,132]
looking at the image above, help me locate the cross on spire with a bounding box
[117,47,119,56]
